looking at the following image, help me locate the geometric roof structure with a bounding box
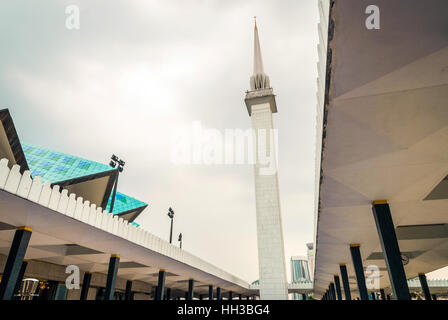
[22,143,112,184]
[0,108,147,223]
[0,171,252,298]
[313,0,448,298]
[105,191,147,222]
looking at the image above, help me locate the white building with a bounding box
[306,243,314,281]
[244,21,288,300]
[291,256,311,300]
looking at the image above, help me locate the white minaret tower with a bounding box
[244,19,288,300]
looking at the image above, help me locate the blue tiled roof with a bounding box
[22,143,147,217]
[106,191,147,215]
[22,143,112,183]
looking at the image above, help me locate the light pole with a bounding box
[109,154,125,214]
[178,233,182,249]
[168,207,174,244]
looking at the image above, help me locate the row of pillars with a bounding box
[321,201,437,301]
[152,272,250,301]
[0,226,251,300]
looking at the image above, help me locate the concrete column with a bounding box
[80,272,92,300]
[208,285,213,300]
[199,295,203,300]
[125,280,133,301]
[0,227,32,300]
[187,279,194,300]
[228,291,233,300]
[166,288,171,300]
[156,269,166,300]
[334,275,342,300]
[418,273,431,301]
[239,294,242,300]
[104,254,120,300]
[329,282,336,300]
[339,264,352,300]
[54,283,68,300]
[350,244,369,300]
[372,201,410,300]
[13,260,28,298]
[216,287,221,300]
[380,288,386,300]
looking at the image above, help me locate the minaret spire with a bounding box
[242,18,287,300]
[250,19,270,91]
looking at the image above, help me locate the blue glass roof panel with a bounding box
[22,143,113,183]
[106,191,147,215]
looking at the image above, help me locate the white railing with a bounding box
[0,158,250,289]
[408,278,448,288]
[249,281,314,291]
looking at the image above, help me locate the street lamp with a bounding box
[178,233,182,249]
[109,154,125,214]
[168,207,174,244]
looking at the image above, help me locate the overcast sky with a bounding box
[0,0,318,283]
[2,0,447,285]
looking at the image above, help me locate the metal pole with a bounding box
[169,218,173,244]
[109,170,119,214]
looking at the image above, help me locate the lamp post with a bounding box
[178,233,182,249]
[168,207,174,244]
[109,154,125,214]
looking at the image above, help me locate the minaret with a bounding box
[244,20,288,300]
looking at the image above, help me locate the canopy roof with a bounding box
[0,108,147,222]
[313,0,448,298]
[23,143,112,184]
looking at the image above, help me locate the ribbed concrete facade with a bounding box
[251,103,288,300]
